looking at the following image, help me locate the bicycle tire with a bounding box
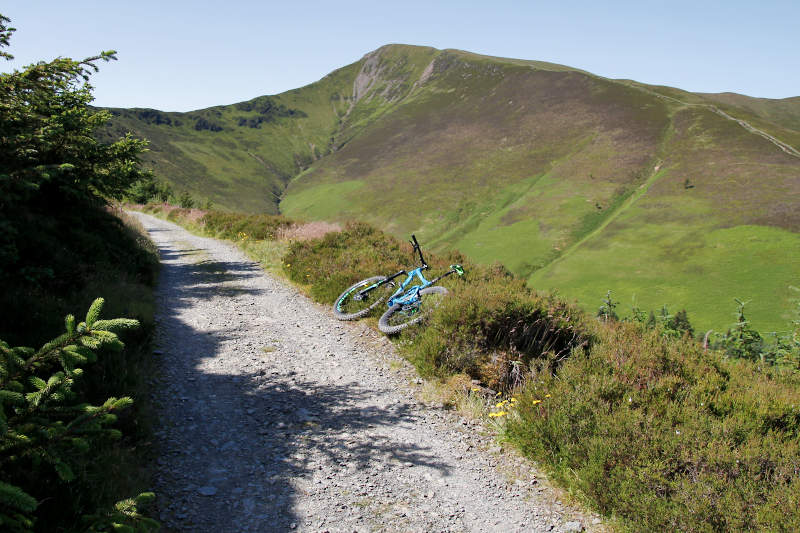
[333,276,395,320]
[378,286,449,334]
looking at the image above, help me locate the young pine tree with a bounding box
[0,299,158,532]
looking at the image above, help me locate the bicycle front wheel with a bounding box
[378,286,449,334]
[333,276,395,320]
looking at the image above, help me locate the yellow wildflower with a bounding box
[545,394,552,398]
[471,387,480,392]
[532,399,542,405]
[488,411,508,418]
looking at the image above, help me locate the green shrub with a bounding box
[201,211,292,241]
[124,177,173,205]
[409,276,590,388]
[177,191,195,209]
[506,321,800,531]
[713,299,765,362]
[283,221,413,303]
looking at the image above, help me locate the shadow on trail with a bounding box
[150,234,449,532]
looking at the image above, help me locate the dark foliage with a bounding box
[233,95,307,126]
[192,117,223,132]
[110,108,180,126]
[0,14,159,530]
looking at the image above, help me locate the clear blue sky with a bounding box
[2,1,797,111]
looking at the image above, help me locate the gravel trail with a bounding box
[132,212,599,533]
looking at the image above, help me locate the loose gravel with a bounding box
[131,212,601,533]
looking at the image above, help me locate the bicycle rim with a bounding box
[333,276,395,320]
[379,286,448,333]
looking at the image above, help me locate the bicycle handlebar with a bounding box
[429,264,465,285]
[410,234,427,268]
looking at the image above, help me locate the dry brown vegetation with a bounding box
[276,221,341,241]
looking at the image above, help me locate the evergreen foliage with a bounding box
[0,13,149,284]
[0,299,157,532]
[0,29,148,207]
[596,290,619,322]
[0,14,158,530]
[177,191,195,209]
[125,176,173,204]
[713,299,764,360]
[614,292,799,366]
[709,298,800,367]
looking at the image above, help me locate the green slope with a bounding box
[108,44,800,331]
[699,92,800,134]
[100,44,440,213]
[530,102,800,332]
[99,59,365,213]
[284,48,672,262]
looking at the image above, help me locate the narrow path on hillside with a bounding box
[131,212,599,533]
[627,84,800,159]
[540,162,665,273]
[537,86,800,276]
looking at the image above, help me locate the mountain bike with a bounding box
[332,235,464,334]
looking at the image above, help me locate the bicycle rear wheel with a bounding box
[378,286,448,334]
[333,276,395,320]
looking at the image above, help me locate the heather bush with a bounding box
[283,222,417,303]
[409,277,590,388]
[506,321,800,530]
[201,211,292,241]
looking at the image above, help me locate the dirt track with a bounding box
[132,212,598,533]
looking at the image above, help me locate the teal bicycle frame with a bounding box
[387,265,432,308]
[354,234,462,310]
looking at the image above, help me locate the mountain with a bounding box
[104,44,800,332]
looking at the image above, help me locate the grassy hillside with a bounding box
[99,60,364,213]
[699,92,800,138]
[284,49,671,266]
[108,44,800,332]
[99,45,440,213]
[531,101,800,333]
